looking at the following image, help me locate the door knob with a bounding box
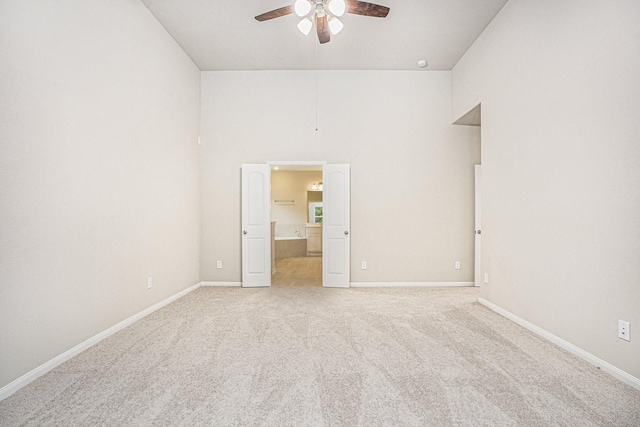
[243,230,248,235]
[475,230,481,235]
[344,231,349,235]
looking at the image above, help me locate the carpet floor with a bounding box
[1,286,639,426]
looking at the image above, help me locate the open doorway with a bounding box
[453,103,482,286]
[270,165,323,286]
[241,162,350,288]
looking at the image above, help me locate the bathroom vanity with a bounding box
[305,223,322,256]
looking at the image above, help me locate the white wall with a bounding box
[271,170,323,237]
[452,0,640,378]
[200,70,480,283]
[0,1,201,389]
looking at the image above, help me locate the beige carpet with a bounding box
[1,287,639,426]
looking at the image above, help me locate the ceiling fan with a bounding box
[255,0,390,44]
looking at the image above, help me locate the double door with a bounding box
[241,164,350,288]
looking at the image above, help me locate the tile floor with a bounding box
[272,256,322,286]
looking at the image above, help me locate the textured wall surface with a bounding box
[452,0,640,379]
[200,70,480,283]
[0,1,201,388]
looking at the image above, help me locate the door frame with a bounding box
[474,164,482,287]
[268,161,327,169]
[263,160,350,287]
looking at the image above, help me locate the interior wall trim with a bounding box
[200,282,242,287]
[0,282,202,402]
[350,282,474,287]
[478,297,640,392]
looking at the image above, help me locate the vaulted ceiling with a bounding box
[141,0,508,71]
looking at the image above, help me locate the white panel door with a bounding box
[323,164,350,288]
[242,164,271,287]
[474,165,482,287]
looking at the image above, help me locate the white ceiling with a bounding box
[141,0,508,71]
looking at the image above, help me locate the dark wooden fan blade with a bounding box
[317,14,330,44]
[255,5,294,22]
[346,0,390,18]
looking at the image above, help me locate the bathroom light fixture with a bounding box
[312,183,318,190]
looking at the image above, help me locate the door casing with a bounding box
[474,164,482,287]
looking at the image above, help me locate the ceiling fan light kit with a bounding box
[328,0,346,17]
[328,16,344,35]
[297,17,313,35]
[256,0,390,44]
[295,0,312,17]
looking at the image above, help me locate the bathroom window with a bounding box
[309,203,323,223]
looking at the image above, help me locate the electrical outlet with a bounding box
[455,261,461,270]
[217,260,223,269]
[147,277,153,289]
[618,320,630,341]
[484,273,489,284]
[361,261,367,270]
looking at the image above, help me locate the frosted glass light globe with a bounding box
[329,17,343,35]
[328,0,346,17]
[297,17,313,35]
[294,0,312,17]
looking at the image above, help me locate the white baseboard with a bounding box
[478,297,640,392]
[200,281,242,287]
[0,282,202,402]
[350,281,474,288]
